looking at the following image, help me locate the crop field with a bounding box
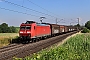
[0,33,19,47]
[14,33,90,60]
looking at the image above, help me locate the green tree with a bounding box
[0,23,8,33]
[74,24,80,27]
[8,27,12,33]
[85,21,90,30]
[0,25,2,33]
[77,24,80,27]
[81,27,90,33]
[0,23,17,33]
[9,26,17,33]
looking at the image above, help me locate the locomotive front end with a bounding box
[19,25,31,40]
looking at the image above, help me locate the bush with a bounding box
[85,21,90,30]
[81,27,90,33]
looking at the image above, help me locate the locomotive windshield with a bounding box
[20,26,25,30]
[26,26,31,30]
[20,26,31,30]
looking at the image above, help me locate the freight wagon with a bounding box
[60,25,65,33]
[49,24,60,36]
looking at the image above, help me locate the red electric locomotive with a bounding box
[19,21,51,41]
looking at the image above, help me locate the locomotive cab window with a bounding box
[26,26,31,30]
[20,26,25,30]
[20,26,31,30]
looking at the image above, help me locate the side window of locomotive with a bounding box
[20,26,25,30]
[26,26,31,30]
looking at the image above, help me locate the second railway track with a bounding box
[0,31,77,60]
[0,44,24,53]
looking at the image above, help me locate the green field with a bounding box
[0,33,19,47]
[14,33,90,60]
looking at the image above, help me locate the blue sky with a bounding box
[0,0,90,26]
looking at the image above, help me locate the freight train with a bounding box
[19,21,78,42]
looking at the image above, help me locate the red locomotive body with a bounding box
[19,21,51,40]
[35,23,51,38]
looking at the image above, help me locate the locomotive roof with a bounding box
[36,23,50,26]
[22,21,75,27]
[25,21,36,24]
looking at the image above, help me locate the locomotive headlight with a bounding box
[27,31,31,33]
[20,31,23,33]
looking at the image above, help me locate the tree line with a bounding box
[81,20,90,33]
[0,23,17,33]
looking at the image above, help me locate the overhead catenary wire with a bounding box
[22,0,24,6]
[1,0,57,18]
[27,0,61,19]
[0,7,39,17]
[0,7,55,21]
[27,0,50,12]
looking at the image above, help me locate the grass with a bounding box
[0,33,19,47]
[14,33,90,60]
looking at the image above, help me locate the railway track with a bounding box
[0,44,24,53]
[0,31,77,60]
[0,44,17,49]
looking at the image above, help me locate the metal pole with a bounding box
[56,18,57,24]
[77,18,79,25]
[77,18,80,31]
